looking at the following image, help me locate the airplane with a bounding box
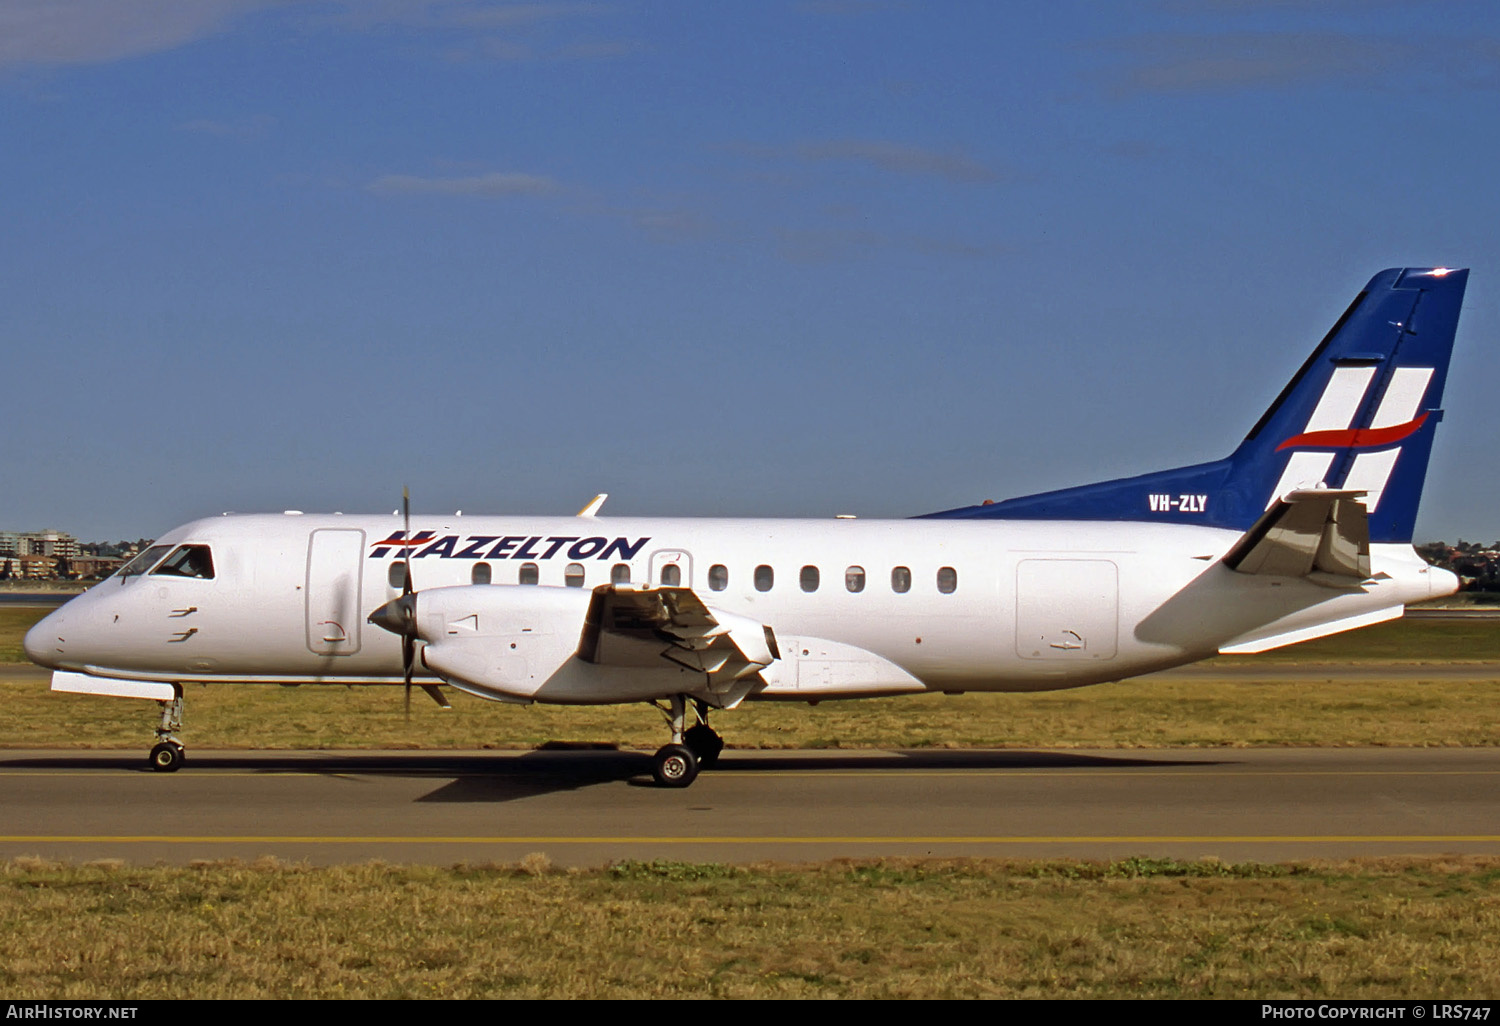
[24,267,1468,787]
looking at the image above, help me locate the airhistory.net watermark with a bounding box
[4,1007,137,1020]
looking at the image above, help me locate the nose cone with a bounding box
[368,594,418,637]
[23,610,63,669]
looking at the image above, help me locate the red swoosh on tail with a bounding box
[1276,413,1428,452]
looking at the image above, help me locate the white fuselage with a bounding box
[25,511,1451,704]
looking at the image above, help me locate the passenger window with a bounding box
[891,566,911,593]
[519,562,540,585]
[472,562,491,585]
[611,563,632,585]
[660,564,681,587]
[845,565,865,593]
[388,561,409,590]
[708,564,728,591]
[754,565,774,592]
[152,545,215,580]
[937,566,957,594]
[118,545,174,579]
[565,563,586,588]
[800,565,819,592]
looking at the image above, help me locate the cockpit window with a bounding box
[117,545,173,579]
[151,545,215,580]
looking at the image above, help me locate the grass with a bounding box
[1217,616,1500,664]
[3,672,1499,750]
[1,856,1495,999]
[3,606,1497,750]
[5,607,1497,999]
[0,606,42,664]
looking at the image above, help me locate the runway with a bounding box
[1,746,1496,866]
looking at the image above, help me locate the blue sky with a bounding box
[4,0,1497,543]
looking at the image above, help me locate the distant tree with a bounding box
[1415,540,1500,593]
[1415,541,1450,565]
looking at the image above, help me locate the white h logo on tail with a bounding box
[1267,366,1433,512]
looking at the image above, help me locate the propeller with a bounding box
[366,489,419,718]
[401,486,415,719]
[368,487,452,714]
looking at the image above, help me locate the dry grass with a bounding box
[0,606,43,664]
[1,856,1495,999]
[0,670,1495,750]
[2,606,1497,750]
[4,608,1497,1000]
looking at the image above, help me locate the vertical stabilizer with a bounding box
[923,268,1467,543]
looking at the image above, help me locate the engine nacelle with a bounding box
[413,584,594,702]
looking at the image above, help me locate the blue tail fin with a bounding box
[922,268,1468,543]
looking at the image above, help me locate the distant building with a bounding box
[0,529,79,559]
[0,529,85,579]
[70,555,125,578]
[0,554,65,579]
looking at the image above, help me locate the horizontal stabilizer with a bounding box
[1221,488,1371,581]
[1218,605,1403,654]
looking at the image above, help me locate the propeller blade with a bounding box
[402,486,414,718]
[402,486,412,595]
[403,627,415,723]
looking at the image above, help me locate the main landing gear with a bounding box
[651,695,724,788]
[148,686,186,773]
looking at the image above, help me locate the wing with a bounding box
[399,583,783,708]
[578,585,779,706]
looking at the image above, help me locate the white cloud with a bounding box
[0,1,629,68]
[1110,32,1422,94]
[438,2,610,29]
[327,1,610,31]
[797,139,1000,183]
[179,113,278,140]
[0,0,276,67]
[366,171,562,196]
[727,138,1002,185]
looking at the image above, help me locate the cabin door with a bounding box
[306,529,366,656]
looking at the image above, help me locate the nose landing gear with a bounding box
[148,687,185,773]
[149,739,185,772]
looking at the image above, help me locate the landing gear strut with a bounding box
[149,686,185,773]
[650,696,725,788]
